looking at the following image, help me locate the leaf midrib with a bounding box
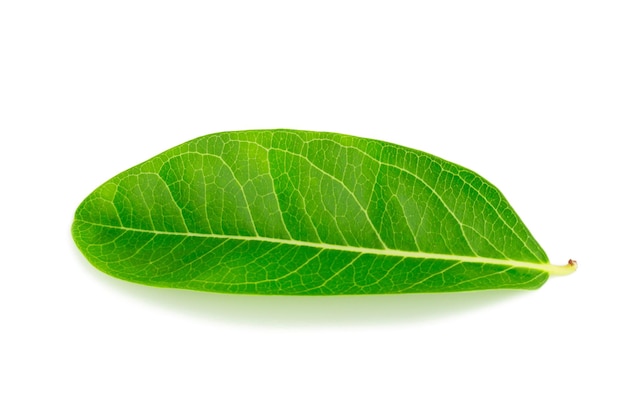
[77,220,559,274]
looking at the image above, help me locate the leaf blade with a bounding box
[72,129,574,294]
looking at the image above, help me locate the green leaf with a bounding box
[72,129,576,295]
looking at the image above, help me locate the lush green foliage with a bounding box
[72,129,572,294]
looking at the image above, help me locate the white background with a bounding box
[2,1,624,416]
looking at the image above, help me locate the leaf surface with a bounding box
[72,130,575,294]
